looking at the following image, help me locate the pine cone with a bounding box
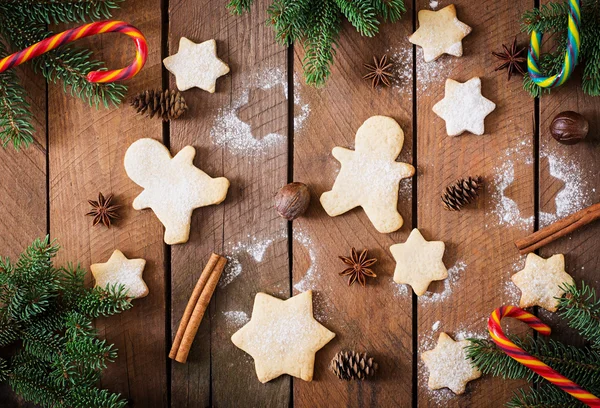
[130,89,187,121]
[441,176,483,211]
[330,350,378,381]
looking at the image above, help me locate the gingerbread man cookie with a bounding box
[124,138,230,245]
[320,116,415,233]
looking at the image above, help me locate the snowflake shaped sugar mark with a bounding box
[489,159,534,229]
[432,77,496,136]
[539,156,566,216]
[210,68,309,156]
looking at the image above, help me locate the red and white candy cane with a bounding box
[488,305,600,407]
[0,20,147,83]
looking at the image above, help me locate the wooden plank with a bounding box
[415,1,535,406]
[293,11,415,407]
[48,1,167,406]
[537,72,600,340]
[168,0,290,406]
[0,59,47,408]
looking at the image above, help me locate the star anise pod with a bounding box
[363,55,394,88]
[492,37,526,81]
[339,248,377,287]
[86,192,121,228]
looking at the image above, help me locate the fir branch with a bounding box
[227,0,254,15]
[76,283,133,318]
[371,0,405,23]
[334,0,379,37]
[558,281,600,348]
[0,0,123,25]
[64,337,117,371]
[0,41,34,150]
[507,384,586,408]
[521,2,569,34]
[67,386,127,408]
[267,0,310,45]
[302,0,341,87]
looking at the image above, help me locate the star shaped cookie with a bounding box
[320,116,415,233]
[409,4,472,62]
[433,77,496,136]
[231,291,335,383]
[90,250,148,299]
[124,138,230,245]
[422,332,481,394]
[511,253,574,312]
[390,228,447,296]
[163,37,230,93]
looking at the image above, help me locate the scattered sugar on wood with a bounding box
[489,159,534,229]
[430,0,440,9]
[223,310,249,329]
[420,260,466,303]
[210,68,309,156]
[219,235,278,288]
[432,320,440,331]
[293,229,319,292]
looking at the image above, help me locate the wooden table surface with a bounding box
[2,0,599,407]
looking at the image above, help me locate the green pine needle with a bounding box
[1,0,124,24]
[507,384,586,408]
[229,0,405,87]
[558,281,600,348]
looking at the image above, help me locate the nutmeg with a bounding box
[274,182,310,220]
[550,111,588,145]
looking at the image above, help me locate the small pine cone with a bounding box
[330,350,378,381]
[130,89,188,121]
[441,176,483,211]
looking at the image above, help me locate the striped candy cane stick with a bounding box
[0,20,147,83]
[488,305,600,407]
[527,0,581,88]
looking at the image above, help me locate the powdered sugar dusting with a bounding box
[219,235,278,288]
[416,48,452,94]
[223,310,249,329]
[539,151,591,227]
[432,320,440,331]
[293,229,319,292]
[219,256,243,288]
[490,159,534,229]
[419,260,466,303]
[430,0,439,9]
[210,68,309,156]
[385,45,413,95]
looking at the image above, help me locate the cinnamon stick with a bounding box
[174,255,227,363]
[515,202,600,254]
[169,253,225,361]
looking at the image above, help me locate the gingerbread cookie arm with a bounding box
[132,190,152,210]
[172,145,196,164]
[331,146,354,163]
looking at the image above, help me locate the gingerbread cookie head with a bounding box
[124,138,230,245]
[354,115,404,160]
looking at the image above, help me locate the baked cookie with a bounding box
[390,228,447,296]
[511,253,574,312]
[433,77,496,136]
[90,250,148,299]
[124,138,230,245]
[231,291,335,383]
[422,332,481,394]
[409,4,472,62]
[320,116,415,233]
[163,37,230,93]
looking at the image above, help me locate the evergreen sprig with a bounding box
[0,1,126,150]
[466,281,600,407]
[228,0,405,87]
[521,0,600,97]
[0,236,132,408]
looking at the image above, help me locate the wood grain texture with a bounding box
[293,10,415,406]
[168,0,290,406]
[415,1,534,406]
[47,0,167,406]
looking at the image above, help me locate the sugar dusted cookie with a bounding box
[409,4,472,62]
[90,250,148,299]
[231,291,335,383]
[390,228,447,296]
[163,37,230,93]
[422,332,481,394]
[124,138,230,245]
[511,253,574,312]
[433,77,496,136]
[320,116,415,233]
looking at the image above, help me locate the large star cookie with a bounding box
[390,228,447,296]
[124,138,230,245]
[511,253,574,312]
[409,4,472,62]
[231,291,335,383]
[320,116,415,233]
[163,37,230,93]
[422,332,481,394]
[90,250,148,299]
[433,77,496,136]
